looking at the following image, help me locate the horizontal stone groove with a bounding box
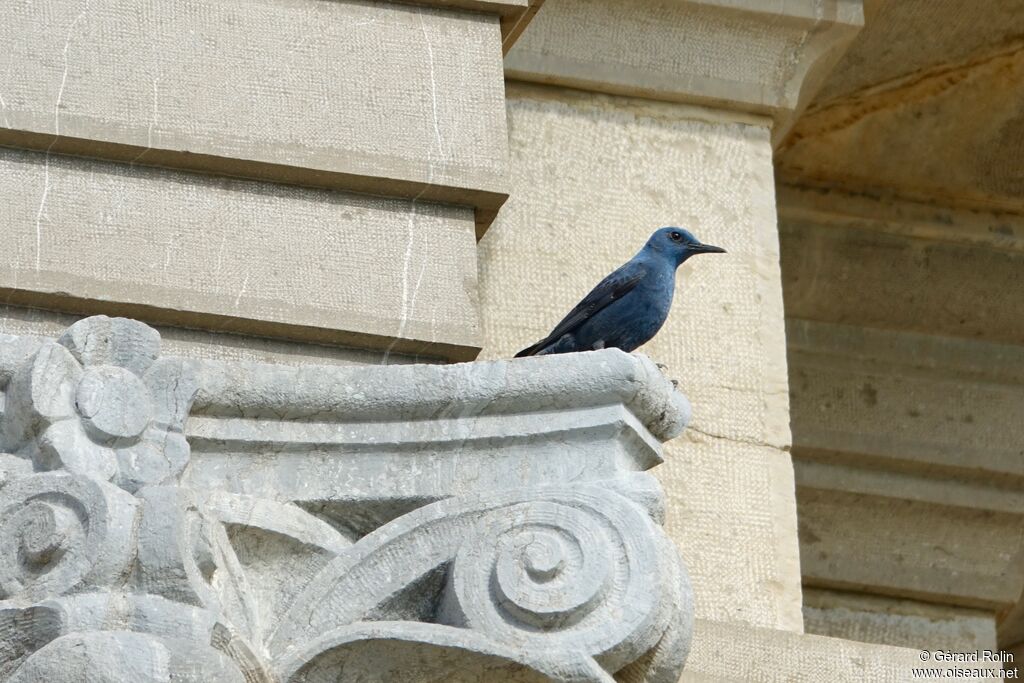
[777,183,1024,254]
[800,575,1012,613]
[0,134,506,238]
[793,449,1024,515]
[0,0,513,236]
[0,288,476,363]
[787,319,1024,386]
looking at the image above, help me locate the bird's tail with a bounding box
[514,342,543,358]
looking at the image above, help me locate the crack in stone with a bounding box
[0,92,10,128]
[35,0,92,272]
[381,10,446,366]
[685,424,789,452]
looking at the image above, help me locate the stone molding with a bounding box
[0,316,694,682]
[0,0,520,234]
[504,0,864,142]
[787,319,1024,611]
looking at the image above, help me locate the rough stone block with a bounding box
[779,192,1024,346]
[787,319,1024,635]
[0,0,512,228]
[797,487,1024,609]
[802,588,998,653]
[0,147,481,361]
[684,618,986,682]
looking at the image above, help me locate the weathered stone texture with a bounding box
[683,618,983,682]
[0,0,510,220]
[780,187,1024,651]
[477,85,801,631]
[780,207,1024,346]
[505,0,863,139]
[798,488,1024,609]
[776,0,1024,211]
[0,147,480,361]
[789,320,1024,479]
[802,588,998,653]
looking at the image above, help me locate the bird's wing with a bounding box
[515,262,647,357]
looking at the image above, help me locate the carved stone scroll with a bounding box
[0,316,694,682]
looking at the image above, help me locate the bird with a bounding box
[515,227,725,357]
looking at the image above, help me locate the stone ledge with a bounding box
[0,147,483,362]
[0,0,512,233]
[504,0,863,141]
[0,316,695,681]
[787,319,1024,613]
[684,618,987,682]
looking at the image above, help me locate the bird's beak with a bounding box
[692,243,726,254]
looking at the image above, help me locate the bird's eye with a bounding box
[669,231,682,241]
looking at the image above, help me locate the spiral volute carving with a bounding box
[0,472,138,602]
[446,491,664,672]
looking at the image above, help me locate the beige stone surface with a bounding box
[478,84,802,631]
[683,618,979,682]
[0,305,432,366]
[798,487,1024,609]
[789,319,1024,480]
[0,0,510,227]
[780,198,1024,346]
[780,185,1024,649]
[803,588,998,652]
[0,147,480,361]
[505,0,863,140]
[777,0,1024,212]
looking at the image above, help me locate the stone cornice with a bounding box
[504,0,863,143]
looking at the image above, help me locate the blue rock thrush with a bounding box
[515,227,725,357]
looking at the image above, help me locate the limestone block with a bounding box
[0,315,695,682]
[477,86,801,631]
[505,0,863,141]
[802,588,998,652]
[0,148,481,361]
[789,319,1024,479]
[779,189,1024,346]
[683,618,985,682]
[797,487,1024,609]
[0,0,513,227]
[787,319,1024,618]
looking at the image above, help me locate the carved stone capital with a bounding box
[0,316,694,682]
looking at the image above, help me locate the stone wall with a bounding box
[0,0,529,361]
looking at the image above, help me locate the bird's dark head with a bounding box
[645,227,726,265]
